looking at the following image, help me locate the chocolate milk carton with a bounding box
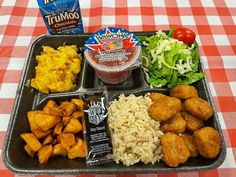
[37,0,84,34]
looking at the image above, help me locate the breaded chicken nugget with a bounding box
[149,96,181,121]
[149,92,167,102]
[160,113,186,134]
[161,133,190,167]
[193,127,221,158]
[181,111,204,132]
[184,98,213,120]
[170,85,198,100]
[183,134,198,157]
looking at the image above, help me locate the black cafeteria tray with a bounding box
[3,32,226,175]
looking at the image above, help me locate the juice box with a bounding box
[37,0,84,34]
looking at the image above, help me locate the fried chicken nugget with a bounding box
[181,111,204,132]
[161,133,190,167]
[160,112,186,134]
[183,134,198,157]
[184,98,213,120]
[170,85,198,100]
[149,96,181,121]
[149,92,167,102]
[193,127,221,158]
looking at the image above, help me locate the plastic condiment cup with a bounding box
[84,27,141,84]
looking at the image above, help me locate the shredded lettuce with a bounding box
[139,30,204,88]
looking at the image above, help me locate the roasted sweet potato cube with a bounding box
[38,145,53,164]
[52,144,67,157]
[43,100,63,116]
[59,101,76,116]
[21,133,42,152]
[42,134,53,145]
[32,129,51,139]
[34,113,61,131]
[71,99,84,111]
[24,144,35,157]
[72,111,84,120]
[43,106,64,117]
[45,100,58,107]
[58,133,76,151]
[62,116,72,126]
[27,110,43,131]
[64,118,83,133]
[68,138,86,159]
[53,122,64,135]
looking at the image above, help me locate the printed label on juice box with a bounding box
[37,0,84,34]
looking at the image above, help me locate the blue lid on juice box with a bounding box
[37,0,83,34]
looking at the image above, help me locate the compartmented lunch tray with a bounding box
[3,32,226,175]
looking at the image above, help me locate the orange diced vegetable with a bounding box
[68,138,86,159]
[38,145,53,164]
[64,118,82,133]
[21,133,42,152]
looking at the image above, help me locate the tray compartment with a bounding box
[108,81,225,172]
[25,35,87,95]
[5,93,87,173]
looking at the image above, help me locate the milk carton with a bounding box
[37,0,84,34]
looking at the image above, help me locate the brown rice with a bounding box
[108,94,163,166]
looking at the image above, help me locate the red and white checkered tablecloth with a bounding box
[0,0,236,176]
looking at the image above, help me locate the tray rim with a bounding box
[2,32,226,175]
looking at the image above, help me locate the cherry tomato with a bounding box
[172,28,196,45]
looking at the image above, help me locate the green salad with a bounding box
[139,29,204,88]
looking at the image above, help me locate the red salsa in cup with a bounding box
[84,27,141,84]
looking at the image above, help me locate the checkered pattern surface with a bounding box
[0,0,236,176]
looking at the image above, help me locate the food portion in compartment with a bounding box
[108,94,163,166]
[170,84,198,99]
[184,97,213,121]
[160,112,186,134]
[181,111,204,133]
[172,28,196,45]
[21,99,86,164]
[194,127,221,158]
[139,29,204,88]
[84,27,141,84]
[107,85,222,167]
[147,84,222,167]
[182,134,198,158]
[30,45,82,93]
[161,132,190,167]
[148,95,181,121]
